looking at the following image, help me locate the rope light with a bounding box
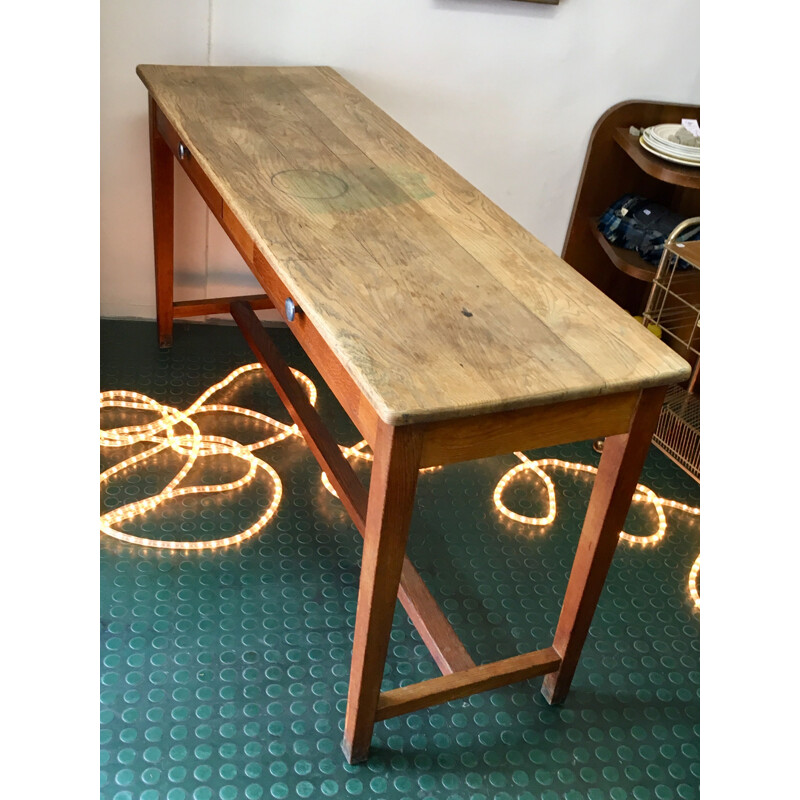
[101,363,700,605]
[688,555,701,608]
[99,364,311,549]
[493,452,699,546]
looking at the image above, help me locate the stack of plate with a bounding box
[639,124,700,167]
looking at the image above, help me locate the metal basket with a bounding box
[641,218,700,482]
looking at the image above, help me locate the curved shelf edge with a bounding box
[589,218,658,282]
[613,128,700,190]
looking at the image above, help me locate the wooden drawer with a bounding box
[155,104,223,218]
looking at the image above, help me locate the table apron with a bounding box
[418,390,640,468]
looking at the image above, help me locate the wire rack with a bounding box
[641,219,700,481]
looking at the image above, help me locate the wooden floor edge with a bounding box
[375,646,561,720]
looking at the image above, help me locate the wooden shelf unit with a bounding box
[562,100,700,314]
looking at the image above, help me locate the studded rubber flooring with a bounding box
[100,319,700,800]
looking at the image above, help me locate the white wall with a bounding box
[101,0,699,320]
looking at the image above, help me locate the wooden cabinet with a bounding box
[562,100,700,314]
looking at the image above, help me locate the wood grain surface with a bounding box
[137,65,690,424]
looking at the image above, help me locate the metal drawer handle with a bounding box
[178,142,189,161]
[284,297,301,322]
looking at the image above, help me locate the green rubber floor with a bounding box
[100,319,700,800]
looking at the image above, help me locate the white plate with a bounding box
[646,124,700,153]
[648,122,700,142]
[639,136,700,167]
[643,129,700,157]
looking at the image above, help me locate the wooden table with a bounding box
[137,65,690,764]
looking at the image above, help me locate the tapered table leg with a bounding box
[342,422,423,764]
[542,386,666,705]
[148,95,174,348]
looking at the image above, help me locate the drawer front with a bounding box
[155,104,223,218]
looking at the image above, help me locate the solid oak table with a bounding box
[137,65,690,764]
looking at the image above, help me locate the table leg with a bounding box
[148,95,174,348]
[342,422,423,764]
[542,386,666,705]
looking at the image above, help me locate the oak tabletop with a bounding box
[137,65,690,425]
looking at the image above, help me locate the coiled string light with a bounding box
[493,452,699,544]
[492,452,700,607]
[688,555,701,608]
[99,364,314,549]
[101,364,700,605]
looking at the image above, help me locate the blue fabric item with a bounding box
[597,194,699,268]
